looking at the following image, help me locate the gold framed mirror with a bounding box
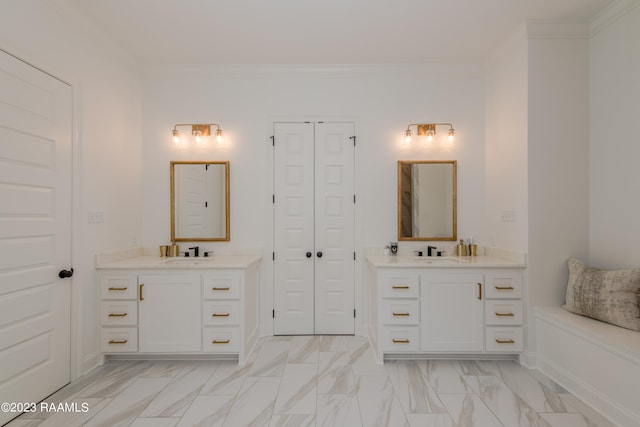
[398,160,457,241]
[170,161,230,242]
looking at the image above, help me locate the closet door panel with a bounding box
[273,123,315,334]
[314,122,355,334]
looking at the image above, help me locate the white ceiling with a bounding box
[62,0,612,65]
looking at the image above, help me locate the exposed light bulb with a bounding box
[216,128,224,145]
[448,128,455,144]
[404,129,412,145]
[426,130,434,144]
[193,130,203,144]
[172,129,181,144]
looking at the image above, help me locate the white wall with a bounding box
[589,4,640,269]
[527,28,590,308]
[0,0,143,374]
[485,22,590,361]
[141,65,486,334]
[484,25,529,253]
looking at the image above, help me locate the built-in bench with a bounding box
[535,307,640,427]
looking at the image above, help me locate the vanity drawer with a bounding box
[100,301,138,326]
[202,301,240,326]
[485,326,523,352]
[100,274,138,300]
[381,300,419,325]
[202,272,241,300]
[381,326,420,352]
[381,272,419,298]
[485,301,523,325]
[202,327,240,353]
[101,327,138,353]
[485,272,522,299]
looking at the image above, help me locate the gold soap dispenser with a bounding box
[456,239,468,257]
[168,242,179,257]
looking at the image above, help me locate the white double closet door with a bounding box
[274,122,355,335]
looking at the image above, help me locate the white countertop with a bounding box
[366,255,525,268]
[96,254,262,270]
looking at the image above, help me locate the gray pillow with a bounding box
[563,257,640,332]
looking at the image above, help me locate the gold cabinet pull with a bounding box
[392,285,410,289]
[139,283,144,301]
[108,287,128,291]
[477,282,482,300]
[108,339,128,344]
[495,312,515,317]
[212,339,231,344]
[496,339,515,344]
[495,286,514,290]
[392,312,411,317]
[212,287,230,291]
[108,313,128,317]
[392,339,410,344]
[212,313,231,317]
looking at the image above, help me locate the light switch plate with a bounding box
[88,210,104,223]
[501,210,516,222]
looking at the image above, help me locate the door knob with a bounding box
[317,251,323,258]
[306,252,312,258]
[58,268,74,279]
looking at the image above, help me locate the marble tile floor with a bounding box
[5,336,615,427]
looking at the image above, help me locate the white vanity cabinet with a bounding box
[138,274,201,353]
[368,256,525,363]
[97,254,261,364]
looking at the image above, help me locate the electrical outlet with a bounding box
[88,210,104,223]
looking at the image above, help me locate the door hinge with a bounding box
[353,194,356,203]
[354,252,356,260]
[272,252,275,261]
[354,309,356,318]
[273,194,275,204]
[205,201,208,208]
[205,164,209,170]
[350,136,356,146]
[271,135,275,146]
[273,309,275,318]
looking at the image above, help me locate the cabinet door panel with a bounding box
[138,274,201,352]
[421,273,484,352]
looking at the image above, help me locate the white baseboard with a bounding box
[537,353,637,427]
[81,351,101,376]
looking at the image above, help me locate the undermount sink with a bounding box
[161,257,217,265]
[412,257,469,264]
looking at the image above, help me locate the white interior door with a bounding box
[314,123,355,334]
[0,50,72,425]
[273,123,315,334]
[273,122,354,335]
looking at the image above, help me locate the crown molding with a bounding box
[590,0,640,36]
[526,20,590,39]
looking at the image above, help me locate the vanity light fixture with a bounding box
[404,123,455,146]
[171,123,224,146]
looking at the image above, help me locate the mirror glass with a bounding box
[398,160,457,241]
[171,161,230,242]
